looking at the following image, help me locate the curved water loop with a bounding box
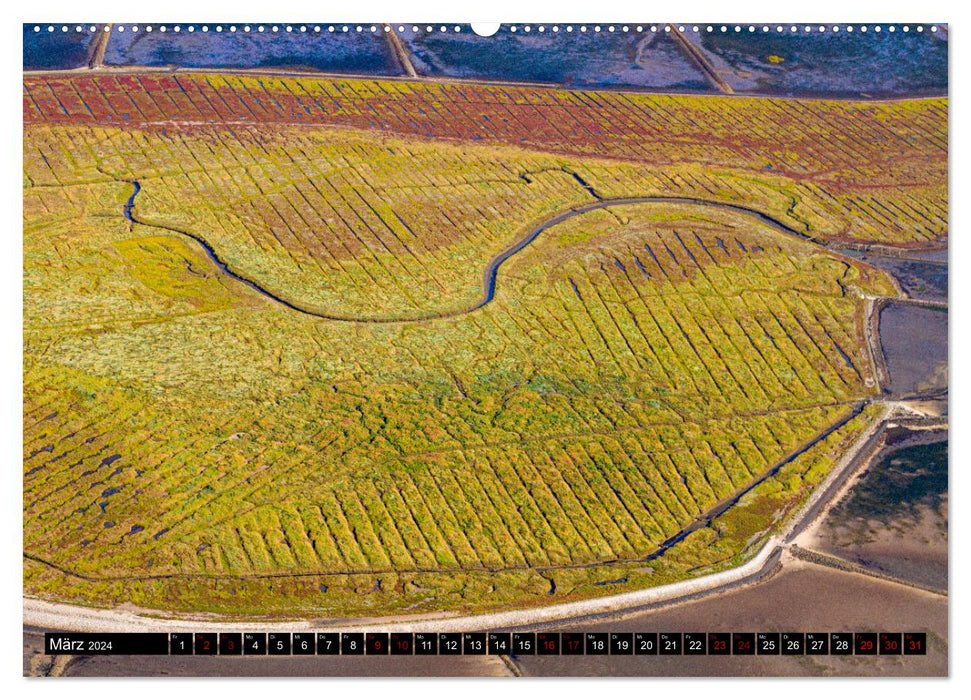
[122,180,822,323]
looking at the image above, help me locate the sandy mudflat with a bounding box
[879,303,947,395]
[810,500,947,592]
[807,431,947,592]
[511,560,946,677]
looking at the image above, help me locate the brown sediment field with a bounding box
[804,429,948,592]
[513,559,946,677]
[812,506,947,591]
[789,544,946,596]
[878,302,948,396]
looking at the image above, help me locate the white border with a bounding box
[5,0,963,697]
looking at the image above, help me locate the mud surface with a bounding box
[879,303,948,395]
[511,561,946,676]
[810,431,947,591]
[688,28,948,97]
[102,25,400,74]
[402,29,710,91]
[862,255,948,302]
[23,25,97,70]
[24,23,948,101]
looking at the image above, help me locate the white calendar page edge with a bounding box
[5,0,963,695]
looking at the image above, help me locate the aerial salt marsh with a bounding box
[23,71,944,618]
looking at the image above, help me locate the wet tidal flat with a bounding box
[879,303,948,396]
[687,28,948,97]
[401,29,711,91]
[512,561,946,677]
[23,26,97,70]
[810,430,947,592]
[868,257,947,303]
[102,26,400,74]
